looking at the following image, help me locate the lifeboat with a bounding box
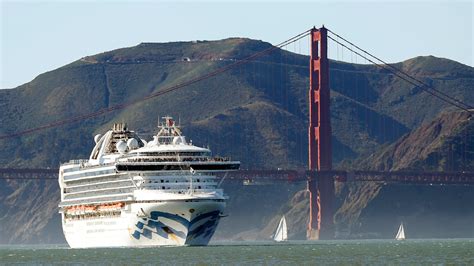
[85,206,95,213]
[97,202,124,212]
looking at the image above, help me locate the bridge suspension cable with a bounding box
[327,29,474,114]
[0,29,311,140]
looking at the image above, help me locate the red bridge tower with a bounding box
[307,26,335,240]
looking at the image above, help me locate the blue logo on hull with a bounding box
[132,210,221,243]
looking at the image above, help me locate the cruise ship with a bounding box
[58,117,240,248]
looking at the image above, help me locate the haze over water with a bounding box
[1,239,473,265]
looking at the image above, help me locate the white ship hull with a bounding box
[59,119,239,248]
[62,200,225,248]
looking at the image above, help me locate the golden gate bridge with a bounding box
[1,26,473,240]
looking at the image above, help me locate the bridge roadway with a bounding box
[1,168,473,185]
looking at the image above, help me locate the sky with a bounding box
[1,0,473,89]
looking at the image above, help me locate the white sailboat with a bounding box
[273,216,288,242]
[395,222,406,240]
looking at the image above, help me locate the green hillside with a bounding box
[1,37,473,243]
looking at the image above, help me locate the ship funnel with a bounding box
[113,123,128,132]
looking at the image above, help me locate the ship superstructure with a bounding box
[58,117,239,248]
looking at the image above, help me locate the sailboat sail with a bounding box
[395,223,406,240]
[273,216,288,242]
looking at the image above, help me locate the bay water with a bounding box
[1,239,473,265]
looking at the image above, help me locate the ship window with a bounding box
[162,186,165,189]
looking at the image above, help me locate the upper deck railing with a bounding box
[1,168,473,185]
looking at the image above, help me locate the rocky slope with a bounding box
[334,110,474,238]
[359,111,473,171]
